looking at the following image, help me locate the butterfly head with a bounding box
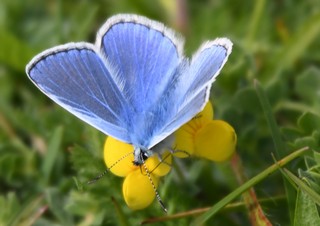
[133,146,153,166]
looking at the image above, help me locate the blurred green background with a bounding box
[1,0,320,225]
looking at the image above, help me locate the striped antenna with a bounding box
[141,157,168,213]
[87,151,134,184]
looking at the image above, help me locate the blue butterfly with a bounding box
[26,14,232,165]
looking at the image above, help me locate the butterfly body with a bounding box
[26,14,232,165]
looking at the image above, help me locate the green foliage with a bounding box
[1,0,320,225]
[294,189,320,226]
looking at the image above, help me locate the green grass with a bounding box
[1,0,320,225]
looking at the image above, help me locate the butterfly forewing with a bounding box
[97,15,183,113]
[26,44,132,143]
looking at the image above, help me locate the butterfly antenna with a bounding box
[141,159,168,213]
[87,151,134,184]
[87,169,108,185]
[149,152,172,174]
[147,145,191,175]
[169,145,191,158]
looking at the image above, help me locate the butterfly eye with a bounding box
[142,151,149,161]
[132,149,149,166]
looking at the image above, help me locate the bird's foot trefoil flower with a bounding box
[104,137,172,210]
[104,101,236,210]
[175,101,237,161]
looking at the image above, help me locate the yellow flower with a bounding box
[103,101,236,210]
[104,137,172,210]
[175,102,237,161]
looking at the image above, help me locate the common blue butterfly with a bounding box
[26,14,232,165]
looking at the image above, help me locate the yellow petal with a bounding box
[174,101,214,157]
[195,101,214,122]
[145,151,172,177]
[174,124,195,156]
[104,136,137,177]
[122,169,159,210]
[194,120,237,162]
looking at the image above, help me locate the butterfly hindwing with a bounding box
[148,39,232,147]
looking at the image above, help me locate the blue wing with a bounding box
[26,14,232,151]
[96,14,183,113]
[26,43,132,143]
[95,14,186,147]
[148,38,232,147]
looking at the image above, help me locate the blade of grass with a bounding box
[244,0,266,50]
[8,195,46,226]
[293,189,320,226]
[41,126,63,185]
[45,188,73,225]
[268,12,320,84]
[255,79,296,222]
[231,153,272,226]
[0,29,36,71]
[191,146,309,226]
[141,196,285,225]
[254,79,286,158]
[271,153,298,191]
[111,197,130,226]
[283,168,320,205]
